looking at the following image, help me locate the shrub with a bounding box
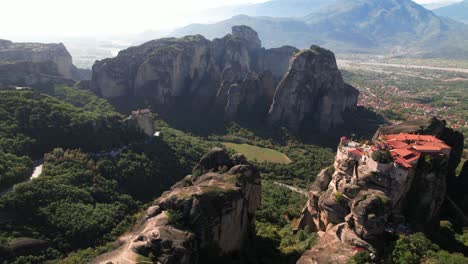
[371,150,393,164]
[334,192,346,203]
[167,209,184,229]
[348,251,372,264]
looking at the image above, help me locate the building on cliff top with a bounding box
[340,133,451,172]
[126,109,156,137]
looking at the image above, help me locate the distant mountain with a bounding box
[173,15,317,48]
[201,0,333,21]
[434,0,468,23]
[172,0,468,58]
[421,0,462,10]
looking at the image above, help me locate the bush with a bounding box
[371,150,393,164]
[348,251,372,264]
[334,192,346,203]
[392,233,439,264]
[167,209,184,229]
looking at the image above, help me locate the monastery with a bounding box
[338,133,451,178]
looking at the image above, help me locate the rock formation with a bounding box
[126,109,156,137]
[95,148,261,264]
[91,26,358,132]
[296,121,457,263]
[0,39,90,86]
[0,61,76,88]
[267,46,359,132]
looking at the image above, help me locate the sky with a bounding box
[0,0,462,40]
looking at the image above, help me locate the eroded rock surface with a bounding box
[0,40,89,82]
[91,26,358,132]
[268,45,358,132]
[0,61,76,87]
[297,121,456,263]
[96,148,261,264]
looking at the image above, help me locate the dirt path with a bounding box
[273,181,308,197]
[92,212,168,264]
[91,232,139,264]
[337,60,468,74]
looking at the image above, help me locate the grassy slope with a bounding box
[223,142,292,164]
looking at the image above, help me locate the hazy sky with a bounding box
[0,0,462,39]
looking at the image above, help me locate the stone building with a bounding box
[127,109,156,136]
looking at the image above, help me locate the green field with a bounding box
[223,142,292,164]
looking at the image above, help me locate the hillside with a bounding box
[0,86,145,190]
[172,0,468,58]
[434,0,468,24]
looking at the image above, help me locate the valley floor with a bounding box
[338,55,468,160]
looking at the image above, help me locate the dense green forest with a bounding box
[0,87,144,190]
[0,88,141,158]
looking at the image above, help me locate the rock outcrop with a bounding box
[296,121,456,263]
[267,46,359,132]
[0,39,90,85]
[126,109,156,137]
[0,61,76,88]
[92,26,289,112]
[91,26,358,132]
[97,148,261,264]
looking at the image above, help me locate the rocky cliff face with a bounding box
[0,39,89,83]
[92,26,288,112]
[0,61,76,87]
[95,148,261,264]
[268,46,358,132]
[91,26,358,132]
[296,123,455,263]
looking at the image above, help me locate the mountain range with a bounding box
[201,0,334,20]
[172,0,468,58]
[434,0,468,24]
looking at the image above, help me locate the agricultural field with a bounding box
[222,142,292,164]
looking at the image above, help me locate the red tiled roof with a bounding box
[391,148,420,164]
[394,156,413,168]
[348,148,364,156]
[386,140,409,149]
[383,133,444,143]
[380,133,451,169]
[412,142,451,152]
